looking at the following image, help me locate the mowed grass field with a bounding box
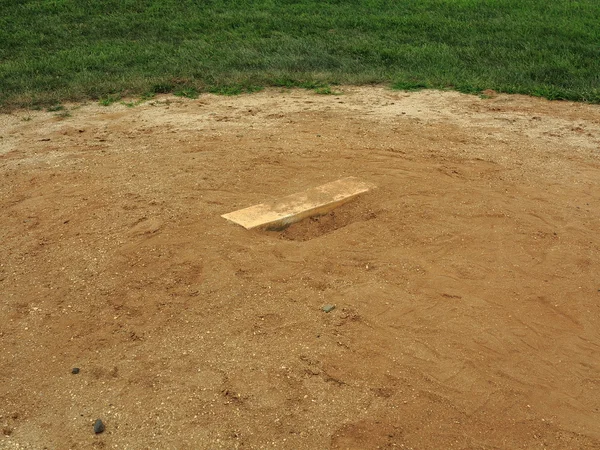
[1,0,599,109]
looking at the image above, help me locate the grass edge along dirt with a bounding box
[0,0,599,110]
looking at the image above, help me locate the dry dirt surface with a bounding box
[1,87,600,450]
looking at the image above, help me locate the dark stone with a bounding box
[71,368,80,374]
[93,419,105,434]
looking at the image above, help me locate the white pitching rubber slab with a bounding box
[222,177,374,230]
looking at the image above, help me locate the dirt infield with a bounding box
[1,87,599,449]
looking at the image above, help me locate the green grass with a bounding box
[1,0,599,109]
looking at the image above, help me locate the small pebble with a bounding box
[71,368,80,374]
[93,419,105,434]
[322,304,335,313]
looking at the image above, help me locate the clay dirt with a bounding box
[1,87,600,449]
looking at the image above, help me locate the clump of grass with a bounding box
[99,95,121,106]
[314,86,342,95]
[392,81,429,92]
[140,92,155,101]
[55,110,72,119]
[174,87,199,99]
[46,104,64,112]
[118,92,157,107]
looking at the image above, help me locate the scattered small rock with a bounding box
[322,304,336,313]
[71,367,80,374]
[93,419,105,434]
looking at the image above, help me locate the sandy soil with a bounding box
[1,87,600,449]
